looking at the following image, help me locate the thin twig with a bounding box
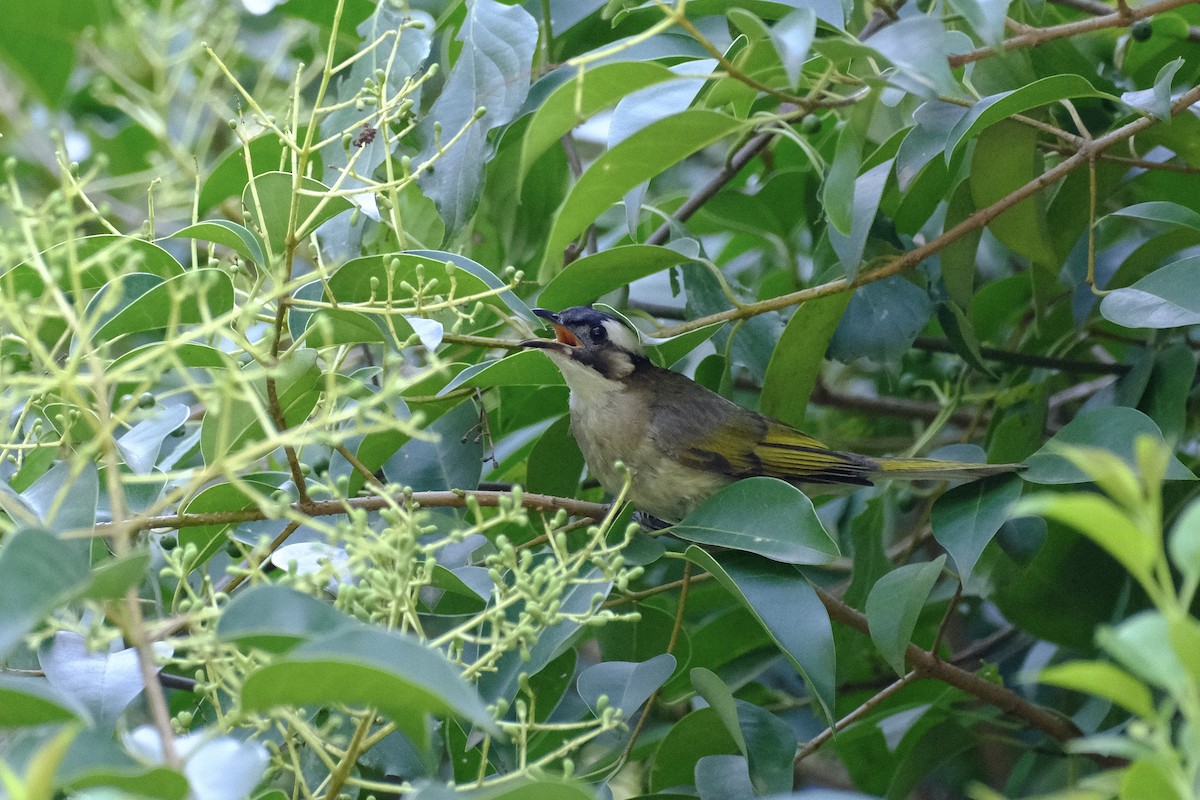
[653,82,1200,338]
[1049,0,1200,41]
[812,585,1093,753]
[87,489,608,537]
[621,562,692,763]
[912,337,1130,375]
[948,0,1199,67]
[794,671,919,766]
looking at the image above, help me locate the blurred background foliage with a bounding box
[1,0,1200,798]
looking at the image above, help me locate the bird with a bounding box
[520,305,1023,523]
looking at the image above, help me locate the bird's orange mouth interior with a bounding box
[553,324,580,347]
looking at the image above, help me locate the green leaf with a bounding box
[682,548,835,719]
[240,625,498,751]
[217,585,353,653]
[519,61,678,188]
[1168,498,1200,586]
[947,0,1011,46]
[865,556,946,675]
[969,119,1055,265]
[415,0,538,232]
[111,342,234,373]
[867,16,960,97]
[1143,343,1195,441]
[672,478,840,565]
[57,728,188,798]
[1100,255,1200,328]
[822,122,863,236]
[731,700,797,795]
[829,160,891,278]
[39,634,146,725]
[691,668,747,753]
[1121,57,1185,120]
[935,301,996,378]
[761,294,849,427]
[526,415,584,498]
[1099,611,1188,695]
[946,75,1112,156]
[1022,406,1195,484]
[177,478,285,567]
[696,755,755,800]
[1167,615,1200,688]
[167,220,267,265]
[199,129,314,213]
[538,110,744,282]
[1119,757,1188,800]
[84,269,234,344]
[0,0,99,104]
[538,244,696,309]
[116,404,190,475]
[1037,660,1155,720]
[597,603,692,680]
[406,249,535,322]
[22,459,98,533]
[325,252,513,325]
[301,308,388,348]
[0,674,87,727]
[200,348,322,468]
[475,780,597,800]
[1013,493,1156,588]
[440,350,565,395]
[931,474,1023,582]
[829,277,932,363]
[647,323,724,369]
[2,236,184,297]
[1110,201,1200,232]
[0,529,89,660]
[81,552,152,601]
[242,172,354,256]
[648,707,740,793]
[577,654,675,720]
[766,9,816,88]
[939,179,981,309]
[383,401,483,491]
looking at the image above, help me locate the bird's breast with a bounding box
[568,388,731,522]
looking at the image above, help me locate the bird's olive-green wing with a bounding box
[673,413,875,486]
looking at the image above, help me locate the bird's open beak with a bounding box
[521,308,580,351]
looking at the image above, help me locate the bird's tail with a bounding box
[871,457,1024,483]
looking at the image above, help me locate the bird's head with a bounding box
[521,306,645,383]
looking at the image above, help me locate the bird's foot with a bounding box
[632,510,673,531]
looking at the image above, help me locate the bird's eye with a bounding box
[589,325,607,341]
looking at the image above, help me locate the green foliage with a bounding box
[0,0,1199,798]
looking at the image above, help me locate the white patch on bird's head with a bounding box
[599,317,643,356]
[538,306,645,381]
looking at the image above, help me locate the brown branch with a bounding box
[948,0,1198,67]
[812,585,1091,752]
[1039,141,1200,175]
[912,337,1130,375]
[655,82,1200,338]
[645,130,777,247]
[811,382,983,427]
[794,671,919,768]
[88,489,608,536]
[1049,0,1200,41]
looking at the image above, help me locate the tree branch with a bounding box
[88,489,609,536]
[654,82,1200,338]
[812,585,1096,753]
[1049,0,1200,41]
